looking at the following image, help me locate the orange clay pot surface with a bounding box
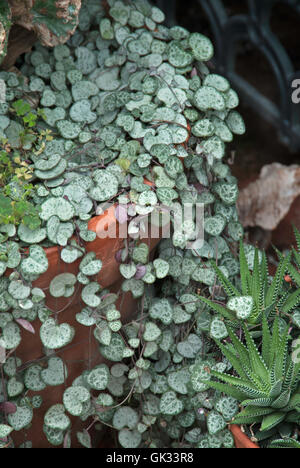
[230,425,259,449]
[11,206,160,448]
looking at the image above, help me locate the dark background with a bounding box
[154,0,300,175]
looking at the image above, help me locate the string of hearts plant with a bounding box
[1,0,297,449]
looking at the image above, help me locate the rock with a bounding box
[238,163,300,231]
[1,1,82,69]
[9,0,82,47]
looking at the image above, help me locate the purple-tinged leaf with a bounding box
[135,265,147,279]
[115,204,128,224]
[64,432,71,449]
[0,402,17,414]
[115,249,123,263]
[15,319,35,334]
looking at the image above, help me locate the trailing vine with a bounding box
[0,0,299,449]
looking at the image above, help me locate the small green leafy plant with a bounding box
[199,316,300,445]
[198,241,300,326]
[0,98,50,230]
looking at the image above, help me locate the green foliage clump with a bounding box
[0,98,54,230]
[198,241,300,325]
[199,317,300,442]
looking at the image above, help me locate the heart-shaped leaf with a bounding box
[143,322,161,342]
[215,397,239,421]
[8,281,30,300]
[210,317,228,340]
[94,323,112,346]
[18,224,47,244]
[77,430,92,448]
[76,307,96,327]
[190,360,212,392]
[46,216,74,247]
[207,411,227,435]
[7,404,33,431]
[113,407,139,430]
[149,299,173,325]
[122,279,145,298]
[132,243,149,264]
[40,318,74,350]
[3,357,21,378]
[153,259,169,279]
[160,391,184,415]
[61,244,84,264]
[177,334,202,359]
[49,273,77,298]
[118,429,141,448]
[167,368,190,395]
[85,364,109,390]
[0,322,21,350]
[227,296,254,320]
[81,282,101,307]
[99,334,125,362]
[44,404,70,431]
[24,364,46,391]
[63,386,90,416]
[40,197,75,222]
[79,253,102,276]
[204,215,226,236]
[41,357,68,386]
[90,170,119,202]
[120,263,137,279]
[7,377,24,398]
[189,33,214,61]
[43,425,64,447]
[0,424,13,438]
[20,245,48,277]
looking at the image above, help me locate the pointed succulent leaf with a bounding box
[260,412,286,432]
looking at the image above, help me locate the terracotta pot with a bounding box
[10,205,160,448]
[230,425,259,449]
